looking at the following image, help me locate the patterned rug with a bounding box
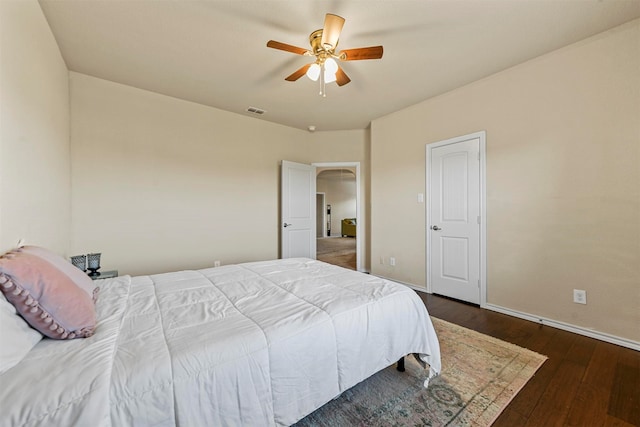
[294,317,547,426]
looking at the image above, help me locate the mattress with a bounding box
[0,258,440,426]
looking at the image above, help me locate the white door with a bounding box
[281,160,316,259]
[427,134,482,304]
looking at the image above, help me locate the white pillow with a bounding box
[0,291,42,373]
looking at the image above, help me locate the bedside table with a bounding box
[90,270,118,280]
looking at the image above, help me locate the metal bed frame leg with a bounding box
[396,356,405,372]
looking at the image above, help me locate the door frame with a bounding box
[425,131,487,307]
[313,162,362,272]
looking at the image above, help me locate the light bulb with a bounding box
[306,63,320,81]
[324,57,338,74]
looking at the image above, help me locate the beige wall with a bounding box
[70,73,368,275]
[371,20,640,342]
[0,0,71,255]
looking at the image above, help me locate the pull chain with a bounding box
[319,63,326,97]
[323,63,327,97]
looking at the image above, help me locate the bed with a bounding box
[0,257,440,427]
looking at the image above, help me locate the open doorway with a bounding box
[315,167,357,270]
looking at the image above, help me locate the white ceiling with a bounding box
[39,0,640,131]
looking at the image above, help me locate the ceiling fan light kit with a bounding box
[306,63,321,81]
[267,13,383,97]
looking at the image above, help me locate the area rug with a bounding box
[294,317,547,427]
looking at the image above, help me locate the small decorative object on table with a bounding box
[86,253,101,277]
[70,255,87,271]
[90,270,118,280]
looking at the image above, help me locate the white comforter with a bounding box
[0,258,440,427]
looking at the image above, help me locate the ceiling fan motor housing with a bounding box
[309,29,335,60]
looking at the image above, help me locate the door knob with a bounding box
[431,225,441,231]
[284,223,292,228]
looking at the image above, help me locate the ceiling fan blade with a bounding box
[335,67,351,86]
[321,13,345,50]
[267,40,310,56]
[285,63,312,81]
[339,46,384,61]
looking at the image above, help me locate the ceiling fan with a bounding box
[266,13,383,96]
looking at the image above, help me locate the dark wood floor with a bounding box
[419,293,640,427]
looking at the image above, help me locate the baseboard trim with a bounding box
[371,274,639,351]
[484,303,640,352]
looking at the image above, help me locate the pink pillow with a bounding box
[0,251,96,339]
[18,246,95,299]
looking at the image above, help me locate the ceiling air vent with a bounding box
[246,106,266,115]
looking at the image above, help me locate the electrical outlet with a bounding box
[389,257,396,266]
[214,260,221,267]
[573,289,587,304]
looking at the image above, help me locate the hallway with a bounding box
[316,237,356,270]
